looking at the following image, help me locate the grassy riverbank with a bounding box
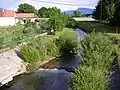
[69,21,119,90]
[20,28,78,71]
[106,33,120,69]
[77,21,116,33]
[0,23,43,52]
[69,32,116,90]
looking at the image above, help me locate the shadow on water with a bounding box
[58,53,81,72]
[109,59,120,90]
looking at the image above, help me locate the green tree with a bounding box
[47,7,61,18]
[93,0,115,22]
[38,7,48,18]
[66,17,77,28]
[73,10,81,17]
[47,7,67,31]
[112,1,120,26]
[17,3,36,13]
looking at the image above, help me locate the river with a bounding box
[0,29,86,90]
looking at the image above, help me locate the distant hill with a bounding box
[0,8,5,10]
[64,8,94,15]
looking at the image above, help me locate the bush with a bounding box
[55,28,78,54]
[39,20,51,30]
[69,67,107,90]
[20,45,40,71]
[23,22,42,35]
[20,36,59,71]
[20,45,40,63]
[69,32,116,90]
[33,36,59,60]
[66,17,78,28]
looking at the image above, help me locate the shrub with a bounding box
[55,28,78,54]
[80,33,115,69]
[20,45,40,63]
[39,20,51,30]
[33,36,59,60]
[12,30,24,44]
[66,17,78,28]
[20,35,59,71]
[69,66,107,90]
[69,32,116,90]
[23,22,42,35]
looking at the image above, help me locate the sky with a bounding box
[0,0,99,11]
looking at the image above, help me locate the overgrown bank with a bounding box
[20,28,78,71]
[69,32,116,90]
[0,23,44,52]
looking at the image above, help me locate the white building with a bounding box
[0,9,35,26]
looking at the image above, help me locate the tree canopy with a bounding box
[48,7,67,31]
[112,1,120,26]
[93,0,115,22]
[17,3,36,13]
[40,7,67,31]
[73,10,81,17]
[38,7,48,18]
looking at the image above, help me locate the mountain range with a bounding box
[64,8,94,15]
[0,8,5,10]
[0,7,94,15]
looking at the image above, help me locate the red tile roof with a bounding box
[0,10,15,17]
[0,10,35,18]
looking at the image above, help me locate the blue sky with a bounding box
[0,0,99,11]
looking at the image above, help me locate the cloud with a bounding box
[0,0,99,11]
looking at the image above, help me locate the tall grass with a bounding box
[69,32,116,90]
[0,23,43,51]
[76,21,115,33]
[55,28,78,54]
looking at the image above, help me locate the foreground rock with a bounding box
[0,50,26,86]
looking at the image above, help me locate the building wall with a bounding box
[0,17,16,26]
[16,13,35,18]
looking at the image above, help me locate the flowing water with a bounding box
[1,54,81,90]
[0,29,86,90]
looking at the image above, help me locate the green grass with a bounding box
[106,33,120,59]
[0,25,24,50]
[77,21,116,33]
[69,32,116,90]
[0,24,43,52]
[0,25,23,34]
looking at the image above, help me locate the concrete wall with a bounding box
[0,17,16,26]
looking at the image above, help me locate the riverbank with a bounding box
[20,28,78,71]
[77,21,116,33]
[69,32,116,90]
[0,27,78,87]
